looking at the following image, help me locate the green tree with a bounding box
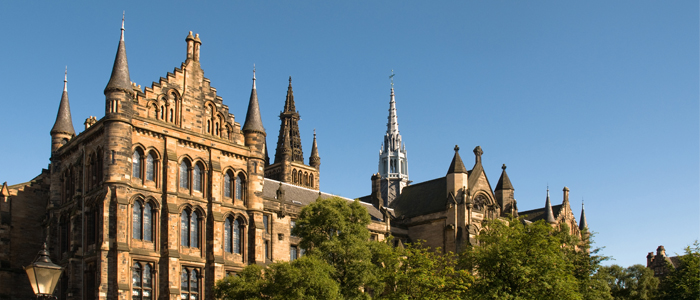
[213,256,340,300]
[598,264,658,300]
[459,219,582,300]
[656,241,700,300]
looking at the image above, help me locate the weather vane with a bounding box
[389,70,395,88]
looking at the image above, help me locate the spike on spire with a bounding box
[544,188,556,224]
[120,11,125,41]
[242,67,265,135]
[105,13,132,94]
[51,68,76,136]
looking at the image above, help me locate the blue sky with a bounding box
[0,1,697,268]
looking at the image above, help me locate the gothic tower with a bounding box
[264,77,320,190]
[50,68,75,154]
[378,77,409,207]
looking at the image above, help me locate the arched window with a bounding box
[224,172,233,199]
[224,217,232,253]
[235,174,244,201]
[309,174,314,189]
[181,268,199,300]
[132,262,153,300]
[133,151,142,179]
[181,209,199,248]
[146,153,155,182]
[160,106,164,120]
[234,219,241,254]
[133,201,153,242]
[292,170,297,184]
[180,161,189,189]
[193,164,202,192]
[224,217,243,255]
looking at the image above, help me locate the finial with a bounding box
[252,64,257,89]
[289,76,292,83]
[454,145,459,152]
[120,11,125,41]
[502,163,506,170]
[64,66,68,92]
[389,70,395,89]
[313,128,316,137]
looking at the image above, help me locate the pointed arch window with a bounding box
[309,174,314,189]
[224,216,243,254]
[193,164,202,192]
[181,209,199,248]
[133,151,142,179]
[235,174,244,201]
[180,161,190,189]
[224,171,233,199]
[146,153,155,181]
[132,262,153,300]
[133,200,153,242]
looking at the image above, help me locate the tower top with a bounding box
[447,145,467,174]
[51,68,75,136]
[579,199,588,231]
[104,14,131,94]
[495,163,513,190]
[242,68,265,135]
[544,188,556,224]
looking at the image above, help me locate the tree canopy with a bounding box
[655,241,700,300]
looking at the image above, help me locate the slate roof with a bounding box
[104,26,132,93]
[262,178,382,220]
[51,84,75,135]
[389,177,447,219]
[495,165,513,190]
[242,78,265,134]
[520,204,563,223]
[447,149,468,174]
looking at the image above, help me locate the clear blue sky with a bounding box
[0,1,697,268]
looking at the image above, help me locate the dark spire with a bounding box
[274,76,304,163]
[544,188,556,224]
[284,76,296,112]
[104,13,132,94]
[310,129,320,169]
[447,145,468,174]
[495,164,513,190]
[579,200,588,231]
[51,67,76,135]
[242,67,266,135]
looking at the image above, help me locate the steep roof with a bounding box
[390,177,447,219]
[495,164,513,190]
[51,71,75,135]
[579,202,588,231]
[262,178,382,220]
[242,74,265,134]
[447,146,468,174]
[104,17,132,93]
[520,204,563,223]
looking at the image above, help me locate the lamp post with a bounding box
[25,242,63,300]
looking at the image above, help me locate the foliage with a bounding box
[597,264,658,300]
[459,218,583,300]
[373,241,472,300]
[656,240,700,300]
[213,256,340,300]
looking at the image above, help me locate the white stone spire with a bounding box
[377,71,409,207]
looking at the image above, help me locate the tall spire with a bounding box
[579,200,588,231]
[309,129,320,169]
[51,67,75,136]
[274,76,304,163]
[242,66,265,135]
[544,188,556,224]
[104,13,132,94]
[387,71,399,136]
[447,145,467,174]
[379,70,408,178]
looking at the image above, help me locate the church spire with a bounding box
[579,200,588,231]
[274,76,304,163]
[51,67,75,136]
[309,129,320,170]
[544,188,556,224]
[447,145,467,174]
[242,66,265,135]
[104,12,132,94]
[495,164,513,191]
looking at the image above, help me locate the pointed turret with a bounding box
[447,145,468,174]
[242,69,266,135]
[51,68,76,153]
[104,13,132,94]
[544,188,556,224]
[579,201,588,231]
[309,130,320,170]
[495,164,513,191]
[274,76,304,163]
[284,76,296,112]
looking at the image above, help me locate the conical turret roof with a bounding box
[242,69,266,134]
[447,145,468,174]
[51,69,75,135]
[495,164,513,190]
[579,201,588,231]
[310,130,319,159]
[544,188,556,224]
[104,14,132,93]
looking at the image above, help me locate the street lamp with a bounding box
[25,242,63,300]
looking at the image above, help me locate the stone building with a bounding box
[646,245,680,278]
[0,22,586,300]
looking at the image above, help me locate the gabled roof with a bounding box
[262,178,382,220]
[390,177,447,219]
